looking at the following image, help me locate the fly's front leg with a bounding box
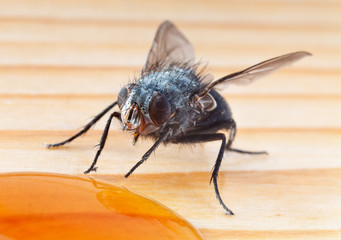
[125,128,171,178]
[84,112,121,174]
[46,102,118,148]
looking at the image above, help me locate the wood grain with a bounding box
[0,0,340,239]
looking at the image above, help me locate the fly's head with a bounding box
[117,83,172,136]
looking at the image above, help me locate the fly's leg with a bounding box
[84,112,121,174]
[229,148,267,155]
[125,128,171,178]
[175,119,266,214]
[46,102,118,148]
[176,133,233,215]
[226,119,268,155]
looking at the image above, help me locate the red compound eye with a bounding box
[148,92,171,125]
[117,83,137,109]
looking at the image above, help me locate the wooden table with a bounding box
[1,0,340,239]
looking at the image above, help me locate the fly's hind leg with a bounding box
[229,148,267,155]
[203,90,267,155]
[225,119,267,155]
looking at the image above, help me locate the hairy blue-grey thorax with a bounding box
[125,66,200,116]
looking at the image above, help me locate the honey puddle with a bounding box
[0,172,202,240]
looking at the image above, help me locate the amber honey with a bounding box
[0,172,202,240]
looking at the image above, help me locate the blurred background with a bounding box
[0,0,340,239]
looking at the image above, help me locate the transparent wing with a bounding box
[144,21,195,71]
[198,51,312,97]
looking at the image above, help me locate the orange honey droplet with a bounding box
[0,172,202,240]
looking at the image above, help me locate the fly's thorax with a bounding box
[138,67,200,107]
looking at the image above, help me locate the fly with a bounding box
[47,21,311,215]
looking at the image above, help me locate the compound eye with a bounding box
[148,92,171,125]
[117,83,137,109]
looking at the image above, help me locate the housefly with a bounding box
[47,21,311,215]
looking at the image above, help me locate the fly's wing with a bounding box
[198,51,312,97]
[144,21,195,71]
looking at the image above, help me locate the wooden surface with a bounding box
[1,0,341,239]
